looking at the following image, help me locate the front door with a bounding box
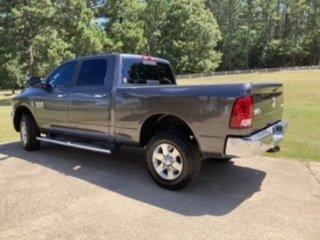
[69,58,111,139]
[35,61,77,131]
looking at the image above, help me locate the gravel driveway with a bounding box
[0,142,319,240]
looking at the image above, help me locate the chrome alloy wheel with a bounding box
[152,143,183,180]
[20,120,28,145]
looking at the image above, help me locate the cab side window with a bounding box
[47,62,77,87]
[76,59,107,86]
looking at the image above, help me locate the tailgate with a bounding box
[252,83,284,132]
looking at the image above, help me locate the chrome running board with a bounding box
[36,137,112,154]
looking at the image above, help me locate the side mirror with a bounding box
[26,76,42,88]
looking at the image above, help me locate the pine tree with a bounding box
[102,0,147,53]
[144,0,169,55]
[146,0,222,73]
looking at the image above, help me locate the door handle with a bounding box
[57,93,67,98]
[94,94,107,99]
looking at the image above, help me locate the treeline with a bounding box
[0,0,319,90]
[206,0,320,70]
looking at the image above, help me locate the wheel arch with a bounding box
[139,114,200,150]
[13,105,37,132]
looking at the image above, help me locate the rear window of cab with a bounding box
[122,58,175,85]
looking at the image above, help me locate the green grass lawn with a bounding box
[1,69,319,161]
[0,90,19,142]
[178,69,320,161]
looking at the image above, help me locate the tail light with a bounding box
[229,96,254,129]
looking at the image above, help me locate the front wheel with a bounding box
[20,113,40,151]
[146,130,201,190]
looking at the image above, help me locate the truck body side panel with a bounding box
[113,84,251,155]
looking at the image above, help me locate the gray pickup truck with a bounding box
[12,54,288,189]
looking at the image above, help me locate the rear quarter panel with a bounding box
[113,84,252,156]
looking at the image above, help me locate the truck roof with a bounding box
[69,53,170,64]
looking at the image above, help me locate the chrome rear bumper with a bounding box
[225,121,288,158]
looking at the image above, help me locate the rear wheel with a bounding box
[20,113,40,151]
[146,130,201,190]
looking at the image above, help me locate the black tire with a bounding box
[146,130,201,190]
[20,113,40,151]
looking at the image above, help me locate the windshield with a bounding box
[122,58,175,85]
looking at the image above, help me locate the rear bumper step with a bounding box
[36,137,112,154]
[225,121,288,158]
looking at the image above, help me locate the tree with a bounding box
[206,0,320,70]
[206,0,242,70]
[102,0,147,53]
[144,0,169,55]
[146,0,221,73]
[53,0,111,57]
[305,0,320,65]
[0,0,110,90]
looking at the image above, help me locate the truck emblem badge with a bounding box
[34,102,44,109]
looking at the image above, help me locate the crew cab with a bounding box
[12,54,288,189]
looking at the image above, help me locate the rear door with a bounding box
[68,57,113,139]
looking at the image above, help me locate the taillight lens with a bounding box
[229,96,254,129]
